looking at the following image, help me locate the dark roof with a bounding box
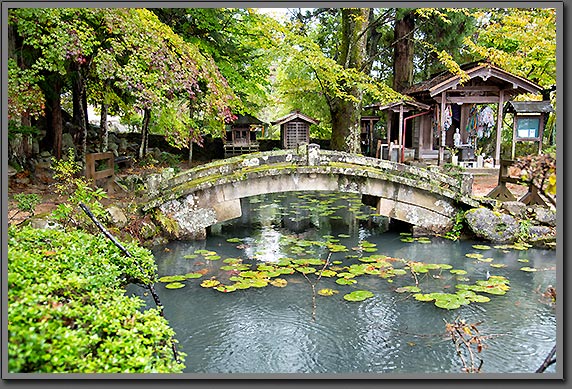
[231,113,265,125]
[505,101,554,114]
[272,111,319,126]
[403,62,543,97]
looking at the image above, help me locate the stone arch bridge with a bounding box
[141,145,480,240]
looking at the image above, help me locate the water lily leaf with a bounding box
[184,273,203,279]
[338,234,351,238]
[332,260,343,265]
[320,269,337,277]
[270,278,288,287]
[159,275,187,283]
[391,269,407,276]
[239,271,259,278]
[183,254,198,259]
[226,238,243,243]
[401,237,415,243]
[400,232,412,236]
[200,279,221,288]
[343,290,374,302]
[363,247,378,253]
[477,257,494,263]
[336,278,357,285]
[520,266,537,272]
[360,241,377,248]
[517,259,529,263]
[490,264,507,268]
[434,298,462,310]
[395,286,421,293]
[205,255,221,260]
[215,284,237,293]
[195,249,212,255]
[249,279,269,288]
[472,245,491,250]
[276,267,295,275]
[436,264,453,270]
[413,293,435,302]
[296,266,317,274]
[336,272,356,278]
[165,282,185,289]
[450,269,467,275]
[257,264,276,271]
[318,288,339,296]
[465,253,483,259]
[469,294,491,303]
[223,258,242,264]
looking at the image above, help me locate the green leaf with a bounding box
[343,290,374,302]
[165,282,185,289]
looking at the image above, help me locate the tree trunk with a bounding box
[73,69,88,158]
[329,8,370,153]
[51,79,63,160]
[393,10,415,92]
[100,103,108,152]
[139,108,151,159]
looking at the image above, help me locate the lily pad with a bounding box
[490,264,507,268]
[159,275,187,283]
[295,266,317,274]
[336,278,357,285]
[214,284,237,293]
[165,282,185,289]
[472,244,491,250]
[395,286,421,293]
[413,293,435,302]
[270,278,288,287]
[183,254,198,259]
[318,288,339,296]
[200,279,221,288]
[465,253,483,259]
[184,273,203,279]
[450,269,467,275]
[226,238,243,243]
[320,269,337,277]
[519,266,537,272]
[343,290,374,302]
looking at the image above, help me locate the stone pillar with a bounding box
[307,143,320,166]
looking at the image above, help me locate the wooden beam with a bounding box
[434,96,500,104]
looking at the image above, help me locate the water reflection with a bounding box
[144,191,557,375]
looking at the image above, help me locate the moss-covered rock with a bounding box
[465,207,519,243]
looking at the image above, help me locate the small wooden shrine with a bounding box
[272,111,319,149]
[224,114,265,157]
[505,100,553,159]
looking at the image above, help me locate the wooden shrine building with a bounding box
[364,100,431,163]
[272,111,319,149]
[224,114,265,158]
[400,61,544,166]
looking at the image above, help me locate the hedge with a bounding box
[7,226,185,373]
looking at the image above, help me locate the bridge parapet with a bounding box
[143,145,474,211]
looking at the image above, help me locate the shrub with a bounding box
[7,226,185,373]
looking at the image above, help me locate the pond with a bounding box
[132,191,557,375]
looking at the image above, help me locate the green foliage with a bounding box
[444,210,466,241]
[50,148,108,229]
[7,226,183,373]
[13,193,41,215]
[463,8,556,88]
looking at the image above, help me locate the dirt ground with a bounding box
[7,163,530,226]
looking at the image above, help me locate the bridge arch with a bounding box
[142,145,478,240]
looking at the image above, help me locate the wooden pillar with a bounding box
[511,113,517,160]
[398,104,404,158]
[438,91,446,166]
[494,90,505,166]
[386,112,392,148]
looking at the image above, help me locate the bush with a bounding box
[7,226,185,373]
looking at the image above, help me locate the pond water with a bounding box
[134,192,557,375]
